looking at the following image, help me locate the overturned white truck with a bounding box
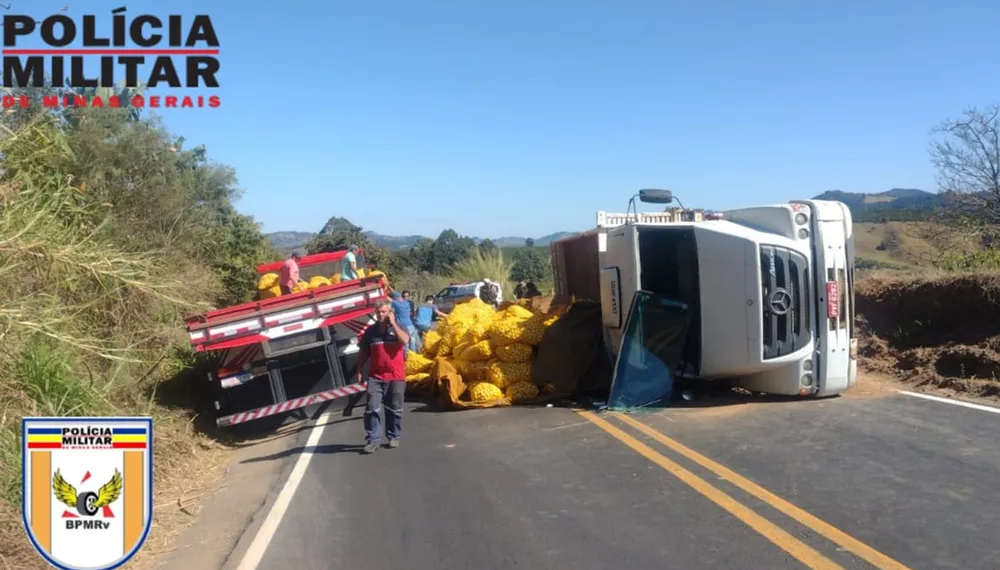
[550,191,857,400]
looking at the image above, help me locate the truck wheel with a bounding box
[76,491,99,516]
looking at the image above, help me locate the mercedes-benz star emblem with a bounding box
[768,289,792,315]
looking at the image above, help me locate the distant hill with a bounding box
[265,231,315,252]
[363,231,426,250]
[811,188,947,221]
[535,232,578,245]
[265,229,578,252]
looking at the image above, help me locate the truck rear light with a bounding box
[826,281,839,318]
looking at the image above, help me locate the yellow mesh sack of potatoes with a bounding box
[467,381,504,402]
[421,330,442,357]
[503,305,535,320]
[505,381,539,404]
[405,352,433,375]
[406,372,430,383]
[495,342,532,363]
[259,285,282,300]
[437,334,454,358]
[258,272,279,291]
[519,315,546,346]
[330,274,342,284]
[461,340,493,362]
[469,322,488,342]
[486,360,531,389]
[488,316,526,346]
[308,276,331,289]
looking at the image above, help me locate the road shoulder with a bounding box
[151,414,352,570]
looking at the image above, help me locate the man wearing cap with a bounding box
[278,251,302,295]
[341,244,360,281]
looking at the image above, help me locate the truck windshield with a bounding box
[607,291,692,410]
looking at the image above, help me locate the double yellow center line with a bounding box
[576,411,915,570]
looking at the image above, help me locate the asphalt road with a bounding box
[227,388,1000,570]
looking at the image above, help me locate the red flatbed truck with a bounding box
[183,249,389,428]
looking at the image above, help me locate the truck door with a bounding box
[603,226,640,353]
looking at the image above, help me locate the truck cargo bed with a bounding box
[183,276,388,353]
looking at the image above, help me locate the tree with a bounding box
[430,229,475,273]
[930,104,1000,228]
[406,237,437,273]
[478,238,498,257]
[525,237,535,247]
[510,247,550,283]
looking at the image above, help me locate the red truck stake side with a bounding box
[183,248,388,428]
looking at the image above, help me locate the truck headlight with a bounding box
[800,373,813,387]
[795,213,808,225]
[798,228,809,239]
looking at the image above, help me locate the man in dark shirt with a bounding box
[514,280,527,299]
[356,299,410,453]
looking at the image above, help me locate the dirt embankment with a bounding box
[856,273,1000,399]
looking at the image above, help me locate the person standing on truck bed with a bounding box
[356,298,410,453]
[341,244,360,281]
[278,251,302,295]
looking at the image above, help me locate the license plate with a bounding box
[826,281,839,318]
[220,372,252,389]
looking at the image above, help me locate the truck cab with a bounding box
[551,198,857,398]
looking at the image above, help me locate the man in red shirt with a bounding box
[356,299,411,453]
[278,251,302,295]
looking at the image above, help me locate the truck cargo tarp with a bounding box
[607,291,691,411]
[531,300,612,396]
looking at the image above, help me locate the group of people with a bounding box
[283,247,549,454]
[513,279,542,299]
[387,289,445,354]
[276,244,362,294]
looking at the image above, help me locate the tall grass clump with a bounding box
[0,116,205,501]
[0,107,267,567]
[449,248,515,298]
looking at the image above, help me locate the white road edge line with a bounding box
[234,410,334,570]
[898,390,1000,415]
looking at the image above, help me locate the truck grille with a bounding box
[760,245,811,360]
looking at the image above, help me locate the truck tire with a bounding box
[76,491,99,516]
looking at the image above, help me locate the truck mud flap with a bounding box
[216,382,368,428]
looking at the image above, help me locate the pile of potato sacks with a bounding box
[403,298,568,406]
[255,269,384,300]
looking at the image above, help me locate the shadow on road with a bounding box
[240,441,368,463]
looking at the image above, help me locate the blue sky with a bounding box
[9,0,1000,238]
